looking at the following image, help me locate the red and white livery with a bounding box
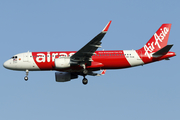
[3,21,176,85]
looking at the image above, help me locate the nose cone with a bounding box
[3,60,12,69]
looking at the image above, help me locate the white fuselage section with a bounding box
[3,52,39,71]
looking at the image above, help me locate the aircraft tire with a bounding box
[83,69,88,75]
[24,76,28,81]
[82,78,88,85]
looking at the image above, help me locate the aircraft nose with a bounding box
[3,60,11,69]
[3,61,8,68]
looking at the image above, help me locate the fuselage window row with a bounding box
[29,54,134,58]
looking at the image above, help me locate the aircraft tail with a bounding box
[152,44,173,58]
[139,24,172,58]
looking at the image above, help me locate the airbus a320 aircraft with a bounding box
[3,21,176,85]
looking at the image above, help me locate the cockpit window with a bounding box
[11,56,18,59]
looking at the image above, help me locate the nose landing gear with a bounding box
[24,70,29,81]
[24,76,28,81]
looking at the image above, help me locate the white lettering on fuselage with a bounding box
[144,27,169,58]
[36,52,75,63]
[36,53,45,62]
[47,52,50,62]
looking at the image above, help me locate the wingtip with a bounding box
[102,20,112,32]
[101,69,106,75]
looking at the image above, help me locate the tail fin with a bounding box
[139,24,171,58]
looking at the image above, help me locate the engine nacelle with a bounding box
[54,57,70,69]
[55,72,78,82]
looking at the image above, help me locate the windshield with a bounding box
[11,56,17,59]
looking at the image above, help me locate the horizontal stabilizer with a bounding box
[152,44,173,58]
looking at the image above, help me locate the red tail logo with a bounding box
[141,24,171,58]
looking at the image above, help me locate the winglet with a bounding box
[88,69,107,76]
[100,69,106,75]
[102,21,112,32]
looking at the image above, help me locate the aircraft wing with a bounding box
[70,21,111,62]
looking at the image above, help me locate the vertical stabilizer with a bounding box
[139,24,171,58]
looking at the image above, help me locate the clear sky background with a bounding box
[0,0,179,120]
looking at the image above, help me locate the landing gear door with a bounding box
[23,52,29,62]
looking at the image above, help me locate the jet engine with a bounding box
[54,57,70,69]
[55,72,78,82]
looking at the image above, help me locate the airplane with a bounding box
[3,21,176,85]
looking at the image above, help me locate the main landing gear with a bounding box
[80,63,89,85]
[82,69,88,85]
[24,70,29,81]
[82,77,88,85]
[82,69,88,75]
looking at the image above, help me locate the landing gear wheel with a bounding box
[82,78,88,85]
[24,70,29,81]
[83,69,88,75]
[24,76,28,81]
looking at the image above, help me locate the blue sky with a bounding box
[0,0,179,120]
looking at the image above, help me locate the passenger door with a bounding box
[23,52,29,62]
